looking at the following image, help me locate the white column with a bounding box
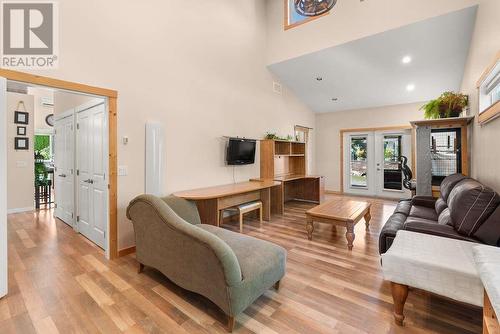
[145,122,166,196]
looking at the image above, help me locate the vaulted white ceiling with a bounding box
[268,6,478,113]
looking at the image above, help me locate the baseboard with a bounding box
[7,207,34,214]
[118,246,136,257]
[325,190,343,195]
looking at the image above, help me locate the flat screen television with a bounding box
[226,138,256,165]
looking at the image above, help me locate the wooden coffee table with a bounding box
[305,200,371,250]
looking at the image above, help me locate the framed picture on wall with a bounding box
[16,126,26,136]
[14,137,29,150]
[14,111,29,124]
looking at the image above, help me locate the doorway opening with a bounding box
[0,70,118,267]
[5,81,109,250]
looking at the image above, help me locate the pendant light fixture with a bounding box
[294,0,337,17]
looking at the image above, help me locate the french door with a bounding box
[76,102,108,249]
[343,129,412,199]
[54,114,75,226]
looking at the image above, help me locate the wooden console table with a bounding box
[174,180,281,226]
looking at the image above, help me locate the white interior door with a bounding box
[374,130,412,199]
[54,114,75,226]
[0,77,8,298]
[76,102,107,249]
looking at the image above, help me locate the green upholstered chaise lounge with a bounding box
[126,195,287,332]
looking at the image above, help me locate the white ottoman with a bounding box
[382,230,483,325]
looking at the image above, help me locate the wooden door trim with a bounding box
[339,125,412,194]
[0,69,119,259]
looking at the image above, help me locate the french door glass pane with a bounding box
[383,136,402,190]
[350,137,367,188]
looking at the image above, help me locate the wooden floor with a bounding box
[1,194,482,333]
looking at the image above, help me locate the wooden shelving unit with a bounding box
[260,140,307,179]
[258,139,324,208]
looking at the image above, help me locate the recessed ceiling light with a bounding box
[406,84,415,91]
[316,77,323,81]
[402,56,412,64]
[331,97,338,101]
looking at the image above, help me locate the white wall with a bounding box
[28,87,54,133]
[7,93,35,212]
[0,78,7,298]
[266,0,479,64]
[22,0,315,250]
[460,0,500,192]
[54,91,96,115]
[315,102,424,192]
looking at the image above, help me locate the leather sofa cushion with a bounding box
[404,220,479,243]
[438,208,453,226]
[440,173,468,202]
[474,205,500,246]
[448,179,500,237]
[409,205,438,221]
[435,198,448,216]
[394,200,411,216]
[411,196,436,209]
[405,216,439,226]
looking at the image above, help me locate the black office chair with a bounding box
[400,156,416,195]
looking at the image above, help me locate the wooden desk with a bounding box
[252,174,324,214]
[174,180,281,226]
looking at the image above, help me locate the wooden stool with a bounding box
[220,201,263,233]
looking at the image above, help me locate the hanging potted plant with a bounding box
[420,91,468,119]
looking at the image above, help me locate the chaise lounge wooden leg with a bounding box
[227,315,235,333]
[138,263,145,274]
[391,282,409,326]
[274,280,281,290]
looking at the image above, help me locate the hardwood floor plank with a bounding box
[2,195,482,333]
[33,316,59,334]
[75,273,114,306]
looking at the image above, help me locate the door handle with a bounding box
[58,174,67,178]
[83,179,94,184]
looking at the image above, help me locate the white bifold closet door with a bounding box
[54,115,75,226]
[76,102,108,249]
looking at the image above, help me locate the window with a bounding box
[284,0,328,30]
[478,54,500,124]
[350,137,368,188]
[430,129,461,186]
[383,136,402,190]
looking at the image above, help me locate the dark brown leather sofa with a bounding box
[379,174,500,254]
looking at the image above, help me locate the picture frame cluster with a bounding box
[14,106,29,151]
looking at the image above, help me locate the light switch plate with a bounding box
[118,165,128,176]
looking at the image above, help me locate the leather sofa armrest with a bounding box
[404,221,478,243]
[410,196,436,209]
